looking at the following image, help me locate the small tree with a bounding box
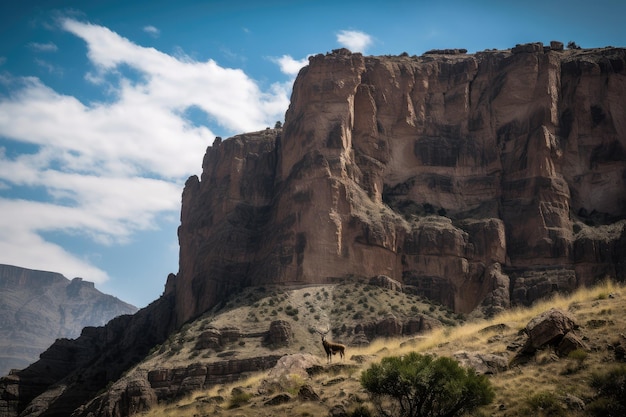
[360,352,494,417]
[567,41,581,50]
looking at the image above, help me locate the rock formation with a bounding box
[0,264,137,377]
[0,292,176,417]
[174,43,626,326]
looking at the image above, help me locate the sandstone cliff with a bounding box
[0,264,137,377]
[175,44,626,325]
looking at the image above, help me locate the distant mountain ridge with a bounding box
[0,264,137,376]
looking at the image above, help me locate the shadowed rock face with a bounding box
[175,45,626,325]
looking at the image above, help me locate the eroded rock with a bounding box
[453,351,509,375]
[523,308,579,353]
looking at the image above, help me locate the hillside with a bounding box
[0,264,137,377]
[140,280,626,417]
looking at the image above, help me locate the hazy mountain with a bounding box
[0,264,137,376]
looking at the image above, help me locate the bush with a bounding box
[360,352,494,417]
[350,405,373,417]
[524,391,567,416]
[228,391,253,409]
[587,364,626,417]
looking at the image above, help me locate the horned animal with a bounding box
[316,327,345,363]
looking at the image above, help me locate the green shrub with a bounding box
[360,352,494,417]
[349,405,373,417]
[567,348,588,366]
[524,391,567,416]
[228,391,252,409]
[587,364,626,417]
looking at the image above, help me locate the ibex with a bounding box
[316,327,345,363]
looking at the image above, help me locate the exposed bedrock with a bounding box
[175,45,626,324]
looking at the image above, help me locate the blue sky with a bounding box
[1,0,624,308]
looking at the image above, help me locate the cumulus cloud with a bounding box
[143,25,160,37]
[270,55,309,76]
[0,18,291,284]
[336,29,372,53]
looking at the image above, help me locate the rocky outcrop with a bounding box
[522,308,579,352]
[265,320,294,347]
[353,313,442,343]
[0,264,137,377]
[77,355,283,416]
[175,44,626,326]
[452,351,508,375]
[512,308,587,360]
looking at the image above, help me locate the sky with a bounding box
[0,0,625,308]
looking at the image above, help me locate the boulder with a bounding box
[512,42,544,54]
[375,315,403,337]
[297,384,320,402]
[194,328,223,350]
[523,308,579,353]
[264,393,291,406]
[556,331,588,357]
[550,40,564,51]
[266,320,294,347]
[453,351,509,375]
[267,354,321,379]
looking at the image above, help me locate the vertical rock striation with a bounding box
[175,45,626,325]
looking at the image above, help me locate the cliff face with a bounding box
[176,45,626,324]
[0,265,137,377]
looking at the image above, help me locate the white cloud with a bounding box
[270,55,309,76]
[34,58,63,75]
[336,29,373,53]
[143,25,160,37]
[0,18,291,285]
[28,42,58,52]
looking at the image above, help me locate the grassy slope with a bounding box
[138,280,625,417]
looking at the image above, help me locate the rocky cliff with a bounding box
[0,264,137,377]
[0,285,176,417]
[175,43,626,325]
[1,42,626,417]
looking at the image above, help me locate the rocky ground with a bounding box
[105,280,625,417]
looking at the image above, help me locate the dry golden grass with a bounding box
[138,280,625,417]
